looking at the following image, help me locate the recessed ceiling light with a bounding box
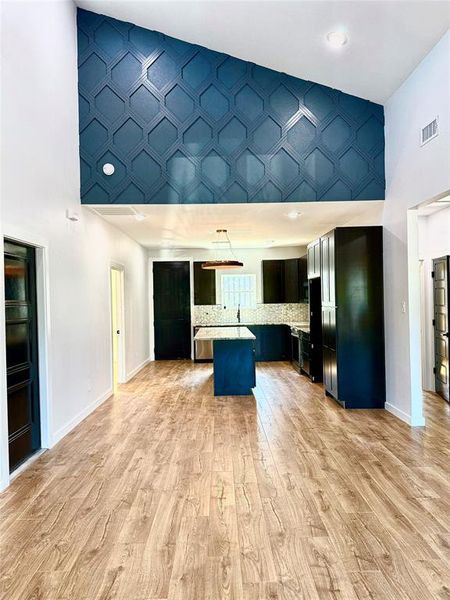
[134,212,146,221]
[287,210,302,220]
[326,31,348,48]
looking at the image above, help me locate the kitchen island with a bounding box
[194,327,256,396]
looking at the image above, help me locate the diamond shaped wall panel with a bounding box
[78,8,385,204]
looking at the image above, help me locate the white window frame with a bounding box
[221,273,257,309]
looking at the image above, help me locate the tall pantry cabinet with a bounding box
[320,226,385,409]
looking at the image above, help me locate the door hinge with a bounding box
[432,318,435,327]
[433,366,436,374]
[431,271,435,279]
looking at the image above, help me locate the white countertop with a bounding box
[194,326,256,341]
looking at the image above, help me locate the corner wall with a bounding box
[383,31,450,425]
[0,0,149,489]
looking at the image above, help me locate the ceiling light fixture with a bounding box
[132,207,147,221]
[202,229,243,270]
[287,210,302,220]
[326,31,348,48]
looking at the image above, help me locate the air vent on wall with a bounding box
[421,117,439,146]
[92,206,137,216]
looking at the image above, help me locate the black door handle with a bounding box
[116,330,120,335]
[444,332,449,338]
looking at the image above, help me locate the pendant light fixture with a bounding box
[201,229,244,270]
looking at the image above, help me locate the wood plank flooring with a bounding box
[1,361,450,599]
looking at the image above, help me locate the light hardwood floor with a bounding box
[1,361,450,599]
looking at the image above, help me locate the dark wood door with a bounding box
[433,256,449,402]
[4,240,41,472]
[153,261,191,360]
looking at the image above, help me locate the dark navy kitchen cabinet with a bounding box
[285,257,308,303]
[194,261,216,305]
[248,325,291,361]
[320,226,385,408]
[307,239,321,279]
[262,260,285,303]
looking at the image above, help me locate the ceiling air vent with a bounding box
[92,206,137,217]
[421,117,438,146]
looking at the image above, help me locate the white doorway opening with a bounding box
[110,266,126,391]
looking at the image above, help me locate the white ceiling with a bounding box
[90,200,384,248]
[76,0,450,103]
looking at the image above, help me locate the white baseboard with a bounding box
[385,402,426,427]
[125,357,151,382]
[51,388,113,446]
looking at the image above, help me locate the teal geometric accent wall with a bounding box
[77,8,385,204]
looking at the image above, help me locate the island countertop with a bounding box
[194,326,256,341]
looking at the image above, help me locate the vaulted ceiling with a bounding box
[76,0,450,103]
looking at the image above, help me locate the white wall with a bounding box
[0,0,149,489]
[418,206,450,391]
[383,31,450,425]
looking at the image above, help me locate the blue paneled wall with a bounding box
[77,9,385,204]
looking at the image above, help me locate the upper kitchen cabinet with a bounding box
[194,262,216,305]
[285,257,308,303]
[263,258,308,303]
[320,231,336,306]
[262,260,285,303]
[307,240,321,279]
[320,226,385,409]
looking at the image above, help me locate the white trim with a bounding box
[125,357,151,382]
[407,209,426,426]
[385,402,426,427]
[52,388,113,446]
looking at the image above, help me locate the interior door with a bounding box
[433,256,449,402]
[4,240,41,472]
[153,261,191,360]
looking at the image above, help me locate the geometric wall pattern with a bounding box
[78,9,385,204]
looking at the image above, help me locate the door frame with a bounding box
[110,263,126,386]
[149,256,194,361]
[0,226,52,492]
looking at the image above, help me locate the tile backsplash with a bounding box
[193,303,309,326]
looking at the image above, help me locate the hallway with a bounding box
[1,362,450,599]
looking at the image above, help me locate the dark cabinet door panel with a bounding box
[262,260,286,303]
[194,261,216,305]
[247,325,290,361]
[307,240,321,279]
